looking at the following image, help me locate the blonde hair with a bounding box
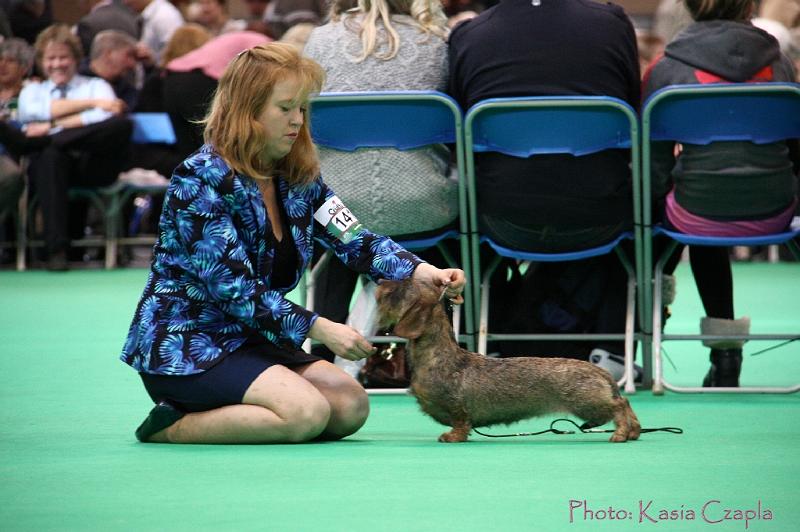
[342,0,448,61]
[203,42,324,185]
[34,24,84,68]
[683,0,754,21]
[160,24,213,67]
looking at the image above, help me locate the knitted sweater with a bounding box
[304,14,458,237]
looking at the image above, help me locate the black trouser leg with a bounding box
[28,145,73,255]
[689,245,734,319]
[310,257,359,362]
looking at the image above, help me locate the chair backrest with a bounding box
[130,112,177,145]
[465,96,637,157]
[309,90,467,245]
[310,91,462,151]
[641,83,800,228]
[642,82,800,145]
[463,96,640,256]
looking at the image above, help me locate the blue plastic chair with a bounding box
[307,91,473,350]
[641,82,800,394]
[464,96,641,392]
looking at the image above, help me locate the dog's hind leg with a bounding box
[609,397,633,442]
[623,398,641,440]
[438,419,472,443]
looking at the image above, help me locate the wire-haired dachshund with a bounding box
[376,278,641,443]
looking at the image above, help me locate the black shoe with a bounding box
[702,348,742,387]
[46,250,69,272]
[135,400,185,442]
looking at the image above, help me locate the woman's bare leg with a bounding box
[148,365,331,444]
[295,360,370,440]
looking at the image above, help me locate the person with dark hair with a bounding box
[447,0,640,365]
[121,42,465,444]
[187,0,247,36]
[17,24,132,271]
[0,0,53,44]
[76,0,140,57]
[261,0,328,39]
[643,0,799,387]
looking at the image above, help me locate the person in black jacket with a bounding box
[448,0,641,362]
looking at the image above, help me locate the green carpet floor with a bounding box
[1,264,798,531]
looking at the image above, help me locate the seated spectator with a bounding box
[1,0,53,44]
[122,0,185,64]
[0,37,34,123]
[76,0,140,58]
[643,0,799,387]
[0,37,39,216]
[160,31,270,163]
[80,30,140,109]
[304,0,457,362]
[17,24,132,271]
[130,23,213,179]
[242,0,271,36]
[186,0,247,36]
[447,0,640,362]
[262,0,327,39]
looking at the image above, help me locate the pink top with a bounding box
[665,189,797,237]
[166,31,271,80]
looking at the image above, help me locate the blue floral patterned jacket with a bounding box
[121,145,422,375]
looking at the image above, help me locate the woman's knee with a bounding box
[322,383,370,440]
[279,392,332,442]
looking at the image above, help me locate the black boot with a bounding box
[702,348,742,387]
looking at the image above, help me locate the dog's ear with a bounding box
[393,299,434,340]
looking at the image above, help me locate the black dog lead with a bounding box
[473,419,683,438]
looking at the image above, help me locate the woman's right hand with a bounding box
[308,317,377,361]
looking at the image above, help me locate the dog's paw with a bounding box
[609,433,628,443]
[438,431,468,443]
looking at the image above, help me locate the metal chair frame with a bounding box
[13,113,176,270]
[464,96,643,393]
[641,83,800,394]
[304,91,474,356]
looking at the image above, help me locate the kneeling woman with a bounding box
[121,42,465,443]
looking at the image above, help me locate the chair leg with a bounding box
[15,180,27,271]
[651,252,669,395]
[301,250,332,352]
[104,193,117,269]
[478,274,490,355]
[477,254,503,355]
[623,274,636,393]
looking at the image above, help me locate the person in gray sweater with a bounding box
[304,0,458,363]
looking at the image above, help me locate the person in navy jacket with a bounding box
[123,42,466,444]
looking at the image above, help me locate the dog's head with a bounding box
[376,278,442,340]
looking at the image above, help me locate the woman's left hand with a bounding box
[412,263,466,304]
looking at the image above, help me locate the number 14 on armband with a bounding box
[314,195,363,244]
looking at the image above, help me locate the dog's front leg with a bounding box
[438,419,471,443]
